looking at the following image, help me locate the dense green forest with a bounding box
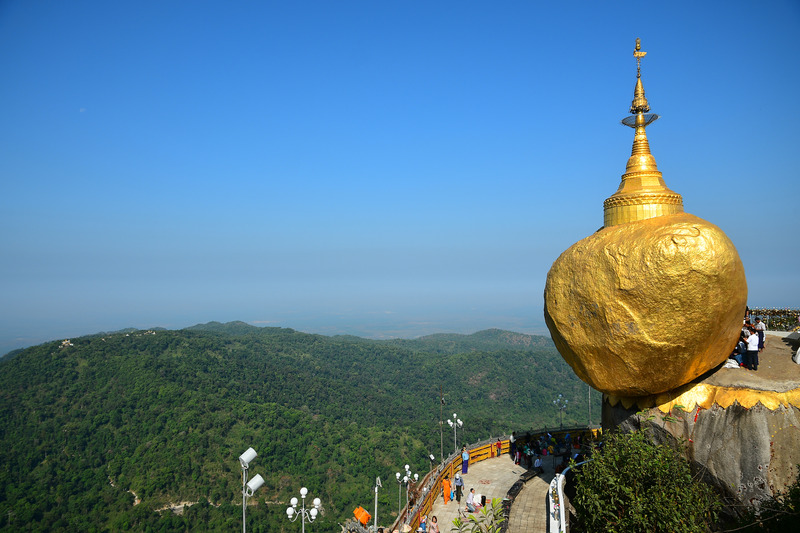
[0,322,599,531]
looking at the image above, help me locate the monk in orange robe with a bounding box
[442,476,451,504]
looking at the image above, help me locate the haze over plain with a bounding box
[1,1,798,355]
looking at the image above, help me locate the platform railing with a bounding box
[388,436,508,532]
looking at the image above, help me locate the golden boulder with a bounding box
[544,212,747,396]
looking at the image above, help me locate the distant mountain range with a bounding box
[0,321,593,532]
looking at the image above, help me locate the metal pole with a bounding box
[397,482,401,521]
[439,386,444,462]
[374,485,379,532]
[301,496,306,533]
[242,467,247,533]
[405,484,409,521]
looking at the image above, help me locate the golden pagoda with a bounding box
[543,39,747,398]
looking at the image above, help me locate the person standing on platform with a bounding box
[509,432,516,461]
[495,438,502,458]
[745,326,760,371]
[461,446,470,475]
[428,516,439,533]
[454,473,464,503]
[442,476,451,505]
[754,317,766,351]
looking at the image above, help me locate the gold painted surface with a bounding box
[543,212,747,396]
[604,39,683,228]
[606,383,800,413]
[543,38,748,397]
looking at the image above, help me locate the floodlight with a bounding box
[239,447,257,468]
[246,474,264,495]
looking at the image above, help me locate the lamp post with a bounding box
[404,468,418,523]
[373,477,382,533]
[446,413,463,453]
[286,487,321,533]
[554,394,568,428]
[395,472,402,520]
[439,386,445,462]
[239,447,265,533]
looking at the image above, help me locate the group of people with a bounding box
[509,431,583,470]
[731,316,766,371]
[415,514,439,533]
[439,445,482,516]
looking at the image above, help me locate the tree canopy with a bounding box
[0,322,598,531]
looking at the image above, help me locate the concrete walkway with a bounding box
[425,454,556,533]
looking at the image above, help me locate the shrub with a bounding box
[573,429,719,533]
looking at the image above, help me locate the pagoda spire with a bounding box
[603,38,683,228]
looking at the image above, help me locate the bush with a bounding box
[451,498,505,533]
[573,429,719,533]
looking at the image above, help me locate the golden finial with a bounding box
[630,38,650,114]
[603,38,683,227]
[633,37,647,75]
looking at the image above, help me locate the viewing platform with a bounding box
[424,453,556,532]
[386,429,600,533]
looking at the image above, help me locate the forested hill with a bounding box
[384,328,553,353]
[185,321,554,353]
[0,322,593,532]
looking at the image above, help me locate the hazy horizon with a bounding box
[2,1,798,357]
[1,307,553,356]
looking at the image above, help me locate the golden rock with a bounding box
[544,212,747,396]
[543,39,748,397]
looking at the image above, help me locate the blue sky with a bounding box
[1,1,798,354]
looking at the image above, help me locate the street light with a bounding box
[286,487,321,533]
[554,394,568,428]
[393,466,417,526]
[446,413,463,453]
[373,477,382,533]
[239,447,264,533]
[404,469,418,523]
[395,472,402,520]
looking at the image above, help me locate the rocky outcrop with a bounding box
[603,398,800,511]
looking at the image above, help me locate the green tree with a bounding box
[573,429,719,533]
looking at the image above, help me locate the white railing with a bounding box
[547,460,591,533]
